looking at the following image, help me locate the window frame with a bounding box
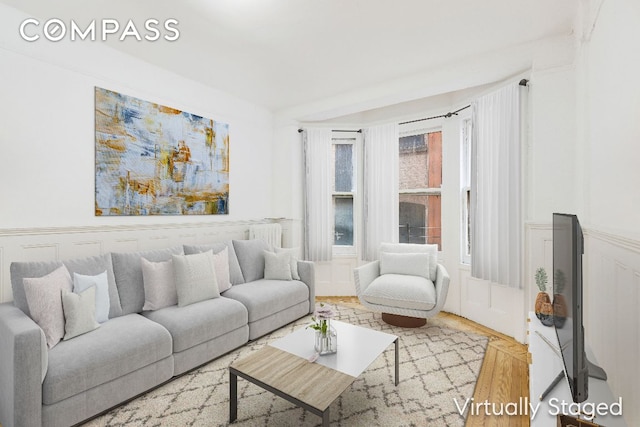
[398,124,443,250]
[331,135,362,256]
[460,115,472,265]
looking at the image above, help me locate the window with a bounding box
[398,130,442,250]
[461,118,472,264]
[332,138,357,252]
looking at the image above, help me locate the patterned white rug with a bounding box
[83,305,488,427]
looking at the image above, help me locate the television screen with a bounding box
[553,213,588,403]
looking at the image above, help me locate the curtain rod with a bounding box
[297,129,362,133]
[398,79,528,126]
[399,105,471,126]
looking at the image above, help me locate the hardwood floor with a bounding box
[316,296,530,427]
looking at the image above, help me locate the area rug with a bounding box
[83,305,488,427]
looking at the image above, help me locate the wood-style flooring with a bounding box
[316,296,530,427]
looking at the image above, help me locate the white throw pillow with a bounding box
[173,251,220,307]
[62,286,100,340]
[23,265,73,349]
[264,250,293,281]
[274,247,301,280]
[379,252,431,279]
[73,271,110,323]
[211,247,232,292]
[141,258,177,311]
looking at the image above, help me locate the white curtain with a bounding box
[470,82,522,288]
[363,123,399,261]
[303,128,333,261]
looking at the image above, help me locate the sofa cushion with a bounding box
[222,279,309,323]
[172,251,220,307]
[23,265,73,349]
[232,239,271,283]
[43,313,173,405]
[10,253,123,320]
[362,274,437,311]
[112,246,184,315]
[379,243,438,281]
[142,297,247,353]
[184,241,245,285]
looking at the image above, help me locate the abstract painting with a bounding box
[95,87,229,216]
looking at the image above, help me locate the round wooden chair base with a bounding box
[382,312,427,328]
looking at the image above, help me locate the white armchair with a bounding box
[354,243,450,327]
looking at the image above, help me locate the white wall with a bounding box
[580,0,640,237]
[575,1,640,425]
[0,4,275,229]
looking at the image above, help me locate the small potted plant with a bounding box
[552,269,567,328]
[534,267,553,325]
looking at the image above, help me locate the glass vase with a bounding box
[314,319,337,355]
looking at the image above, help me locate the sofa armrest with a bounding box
[297,260,315,313]
[354,260,380,296]
[432,263,450,313]
[0,303,44,427]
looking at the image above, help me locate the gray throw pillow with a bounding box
[264,250,293,281]
[23,265,73,349]
[141,258,177,311]
[62,286,100,340]
[173,251,220,307]
[73,271,110,323]
[233,239,271,283]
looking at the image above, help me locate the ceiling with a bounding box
[3,0,579,119]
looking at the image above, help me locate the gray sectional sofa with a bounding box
[0,239,315,427]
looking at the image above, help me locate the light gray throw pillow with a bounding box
[62,286,100,340]
[73,271,110,323]
[264,250,293,281]
[141,258,177,311]
[183,241,245,285]
[380,252,431,279]
[274,247,301,280]
[23,265,73,349]
[173,251,220,307]
[212,247,232,292]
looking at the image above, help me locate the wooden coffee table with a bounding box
[229,320,398,426]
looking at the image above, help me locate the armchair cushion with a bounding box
[379,252,430,279]
[361,274,436,311]
[379,243,438,281]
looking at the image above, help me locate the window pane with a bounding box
[399,194,441,249]
[334,144,353,192]
[334,197,354,246]
[399,131,442,191]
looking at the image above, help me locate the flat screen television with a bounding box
[550,213,607,403]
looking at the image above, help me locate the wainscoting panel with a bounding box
[314,257,358,296]
[459,265,524,341]
[584,230,640,426]
[0,219,293,304]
